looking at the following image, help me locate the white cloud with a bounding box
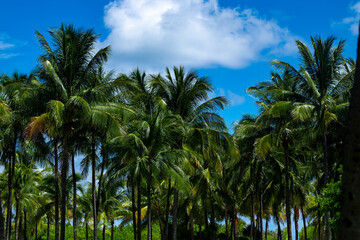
[340,2,360,35]
[0,41,14,50]
[0,53,19,59]
[101,0,297,72]
[0,33,19,60]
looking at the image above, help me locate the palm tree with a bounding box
[151,66,228,240]
[271,36,350,239]
[35,23,110,240]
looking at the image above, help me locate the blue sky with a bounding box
[1,0,358,236]
[0,0,358,127]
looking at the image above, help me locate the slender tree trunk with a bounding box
[96,148,106,218]
[172,187,179,240]
[199,222,203,240]
[265,218,268,240]
[251,193,254,240]
[230,211,233,240]
[276,216,282,240]
[14,200,19,240]
[137,180,142,240]
[164,179,171,240]
[6,130,17,240]
[283,139,292,240]
[132,182,137,240]
[18,212,22,240]
[47,215,50,240]
[225,207,228,240]
[189,214,194,240]
[0,198,4,240]
[322,127,331,240]
[102,225,105,240]
[318,204,321,240]
[54,138,59,240]
[294,205,299,240]
[301,206,307,240]
[259,179,263,240]
[60,135,69,240]
[204,210,209,239]
[147,162,152,240]
[85,220,88,240]
[209,187,216,240]
[111,220,114,240]
[340,27,360,239]
[156,202,163,240]
[35,223,37,240]
[91,133,98,240]
[71,151,77,240]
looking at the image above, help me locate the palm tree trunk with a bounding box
[111,220,114,240]
[189,214,194,240]
[155,202,163,240]
[259,181,263,240]
[91,132,98,240]
[251,193,254,240]
[96,148,106,218]
[301,206,307,240]
[6,130,17,240]
[164,179,171,240]
[199,222,203,240]
[294,205,299,240]
[47,215,50,240]
[102,225,105,240]
[322,127,331,240]
[14,200,19,240]
[35,223,37,240]
[147,162,152,240]
[137,180,142,240]
[17,212,22,240]
[318,204,321,240]
[71,151,77,240]
[340,28,360,239]
[60,134,69,240]
[283,139,292,240]
[54,138,59,240]
[276,215,281,240]
[204,210,209,239]
[85,220,88,240]
[225,207,228,240]
[209,187,216,240]
[0,197,4,240]
[265,218,268,240]
[131,182,137,240]
[172,187,179,240]
[230,211,233,240]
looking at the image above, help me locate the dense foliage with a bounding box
[0,25,354,240]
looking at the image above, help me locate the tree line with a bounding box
[0,24,355,240]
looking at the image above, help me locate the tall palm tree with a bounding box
[35,23,110,240]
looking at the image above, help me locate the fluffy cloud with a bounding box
[341,2,360,35]
[101,0,297,72]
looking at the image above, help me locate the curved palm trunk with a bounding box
[147,162,152,240]
[91,133,98,240]
[265,218,268,240]
[71,151,77,240]
[276,215,281,240]
[164,179,171,240]
[283,140,292,240]
[102,225,105,240]
[54,138,59,240]
[189,214,194,240]
[339,29,360,236]
[225,207,228,240]
[131,182,137,240]
[137,180,142,240]
[301,207,307,240]
[294,205,299,240]
[96,147,106,218]
[172,187,179,240]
